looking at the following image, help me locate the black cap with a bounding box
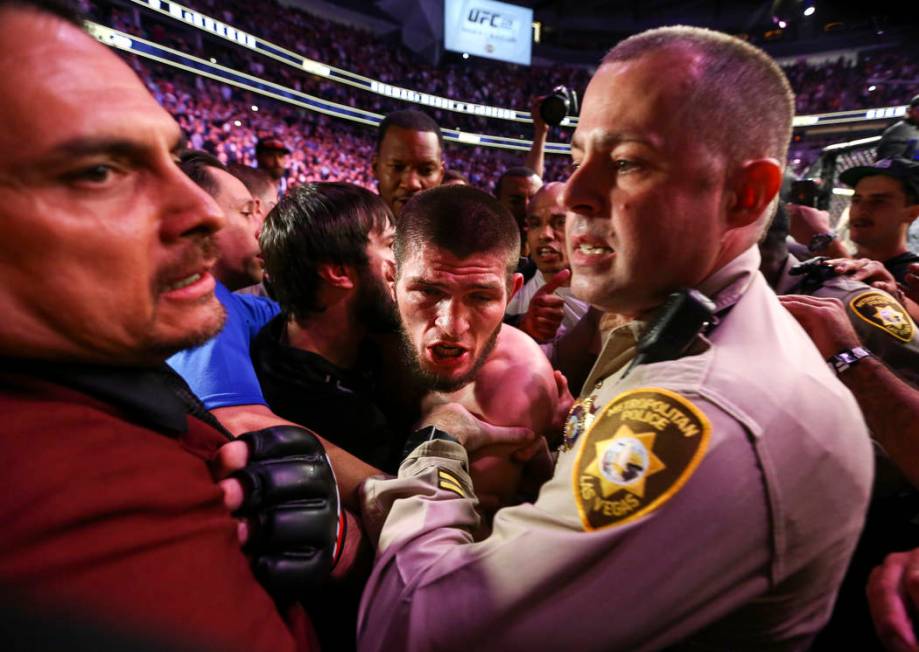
[256,137,290,154]
[839,158,919,200]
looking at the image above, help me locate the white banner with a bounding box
[444,0,533,66]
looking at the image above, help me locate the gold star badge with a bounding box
[584,425,665,499]
[876,305,908,329]
[850,291,915,343]
[572,388,711,531]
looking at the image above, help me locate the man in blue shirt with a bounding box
[167,151,279,410]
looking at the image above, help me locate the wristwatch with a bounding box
[827,346,873,375]
[401,425,460,461]
[807,230,837,253]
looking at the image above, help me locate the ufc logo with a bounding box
[467,9,512,29]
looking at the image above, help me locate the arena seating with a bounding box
[89,0,918,186]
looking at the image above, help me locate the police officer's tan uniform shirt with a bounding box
[775,253,919,386]
[358,247,873,652]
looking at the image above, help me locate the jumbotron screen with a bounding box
[444,0,533,66]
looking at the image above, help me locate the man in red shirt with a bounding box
[0,2,336,649]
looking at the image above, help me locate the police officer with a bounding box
[766,205,919,649]
[789,158,919,286]
[357,26,872,651]
[762,204,919,386]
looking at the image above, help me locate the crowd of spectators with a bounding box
[129,55,571,191]
[93,0,919,120]
[89,0,585,143]
[86,0,919,182]
[784,48,919,115]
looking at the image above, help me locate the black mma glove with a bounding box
[232,426,344,599]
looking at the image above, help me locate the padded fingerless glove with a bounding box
[233,426,344,599]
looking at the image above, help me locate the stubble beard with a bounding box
[144,235,228,360]
[397,320,501,393]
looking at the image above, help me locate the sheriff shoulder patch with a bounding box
[572,387,711,531]
[850,291,915,342]
[437,468,466,497]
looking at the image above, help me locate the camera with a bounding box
[539,86,578,127]
[789,178,821,208]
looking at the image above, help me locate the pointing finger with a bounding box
[537,268,571,296]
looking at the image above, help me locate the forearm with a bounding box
[524,129,547,178]
[211,404,383,509]
[813,239,851,259]
[842,357,919,488]
[358,420,773,652]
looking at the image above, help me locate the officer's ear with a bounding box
[317,262,355,290]
[725,158,783,228]
[508,272,524,300]
[903,201,919,224]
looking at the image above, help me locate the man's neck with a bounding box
[855,240,908,263]
[216,271,254,293]
[285,308,365,369]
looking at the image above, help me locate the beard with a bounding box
[354,265,400,334]
[142,300,227,362]
[397,320,501,393]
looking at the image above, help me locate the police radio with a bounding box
[624,289,717,376]
[789,256,839,293]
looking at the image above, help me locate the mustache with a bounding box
[153,234,220,294]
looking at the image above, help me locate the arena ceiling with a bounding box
[510,0,919,57]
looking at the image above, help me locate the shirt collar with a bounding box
[2,358,198,435]
[579,247,761,395]
[697,245,761,314]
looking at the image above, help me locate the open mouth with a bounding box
[536,246,562,259]
[427,343,470,368]
[160,268,215,300]
[165,273,203,291]
[570,239,616,268]
[576,243,614,256]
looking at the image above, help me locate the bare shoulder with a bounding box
[491,324,555,372]
[471,325,557,433]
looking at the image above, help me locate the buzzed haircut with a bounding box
[179,149,226,198]
[395,185,520,280]
[603,26,794,167]
[0,0,83,25]
[227,164,274,199]
[495,166,538,196]
[376,109,443,153]
[260,182,393,320]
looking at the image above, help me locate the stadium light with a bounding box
[868,85,876,92]
[778,20,787,28]
[803,6,815,16]
[251,104,259,111]
[462,52,469,59]
[233,120,241,127]
[209,57,216,63]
